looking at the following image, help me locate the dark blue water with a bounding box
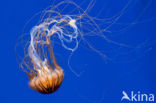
[0,0,156,103]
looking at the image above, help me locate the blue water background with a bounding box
[0,0,156,103]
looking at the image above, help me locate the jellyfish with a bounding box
[19,14,79,94]
[13,1,84,93]
[16,0,108,94]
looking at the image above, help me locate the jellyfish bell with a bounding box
[28,66,64,94]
